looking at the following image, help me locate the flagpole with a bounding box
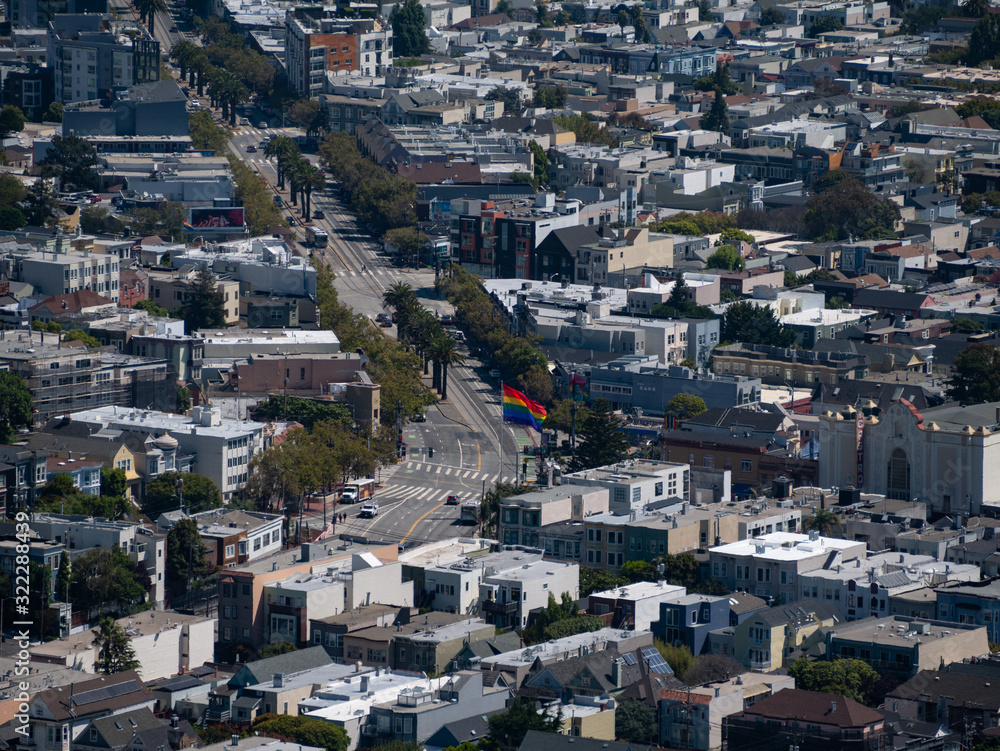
[499,381,505,487]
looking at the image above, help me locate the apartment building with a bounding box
[424,549,544,615]
[712,343,870,388]
[709,532,867,604]
[587,580,687,631]
[499,486,609,549]
[341,612,477,670]
[285,8,391,96]
[479,560,579,630]
[66,405,266,500]
[4,248,121,303]
[148,273,241,325]
[63,79,188,137]
[47,15,160,103]
[158,508,284,570]
[562,460,691,513]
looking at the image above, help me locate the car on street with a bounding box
[379,320,392,328]
[258,122,268,129]
[376,313,390,322]
[446,494,460,505]
[170,24,179,31]
[413,412,426,422]
[287,216,296,226]
[88,195,102,202]
[314,209,325,219]
[360,502,379,518]
[441,315,454,325]
[239,117,249,125]
[246,145,256,153]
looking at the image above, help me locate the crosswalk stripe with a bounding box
[436,466,442,474]
[463,471,472,478]
[406,462,413,469]
[415,463,423,471]
[445,468,452,475]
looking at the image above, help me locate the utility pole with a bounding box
[570,379,578,466]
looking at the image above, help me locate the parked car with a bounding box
[413,412,426,422]
[379,320,392,328]
[170,24,179,31]
[287,216,296,226]
[88,195,102,202]
[376,313,390,322]
[240,118,249,126]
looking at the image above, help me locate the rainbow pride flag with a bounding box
[502,384,547,432]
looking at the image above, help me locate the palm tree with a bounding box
[189,51,210,97]
[135,0,167,34]
[285,157,306,207]
[802,508,841,537]
[264,136,299,190]
[170,40,199,80]
[211,70,248,126]
[383,281,415,312]
[302,163,325,219]
[429,335,464,400]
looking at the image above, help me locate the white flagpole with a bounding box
[499,381,504,486]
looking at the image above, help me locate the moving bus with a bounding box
[460,500,481,525]
[306,226,329,248]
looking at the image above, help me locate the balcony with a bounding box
[482,600,518,616]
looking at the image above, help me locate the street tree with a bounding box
[42,102,63,123]
[572,398,629,471]
[947,343,1000,403]
[721,301,796,347]
[0,371,32,443]
[969,14,1000,65]
[166,519,210,596]
[389,0,430,57]
[93,616,141,674]
[135,0,168,33]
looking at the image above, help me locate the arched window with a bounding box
[886,448,910,500]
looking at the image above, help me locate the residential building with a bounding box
[309,604,416,663]
[424,549,545,615]
[11,0,105,29]
[63,80,188,137]
[818,400,1000,517]
[66,405,266,500]
[654,593,731,655]
[479,560,580,630]
[73,707,198,751]
[517,732,648,751]
[709,532,867,604]
[712,343,870,388]
[886,665,1000,736]
[499,486,609,550]
[391,619,495,674]
[23,670,155,750]
[780,308,878,349]
[341,611,477,671]
[3,248,121,302]
[236,661,359,723]
[658,672,795,750]
[588,581,687,631]
[723,688,885,751]
[0,445,48,516]
[48,15,160,103]
[148,273,240,325]
[562,460,691,513]
[826,616,989,678]
[46,455,102,495]
[157,508,284,570]
[285,8,391,96]
[29,610,215,680]
[935,578,1000,643]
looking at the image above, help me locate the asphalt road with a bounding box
[226,127,536,545]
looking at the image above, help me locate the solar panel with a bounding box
[650,663,673,674]
[640,647,659,660]
[73,680,142,707]
[622,653,637,665]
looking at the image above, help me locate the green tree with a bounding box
[21,178,59,227]
[947,343,1000,403]
[706,244,745,271]
[695,0,712,20]
[542,398,590,435]
[788,657,879,704]
[693,64,738,95]
[655,639,693,676]
[42,102,63,123]
[486,85,524,116]
[720,227,755,245]
[700,89,730,133]
[683,654,745,684]
[253,715,347,751]
[0,105,26,139]
[0,173,26,207]
[134,0,168,33]
[620,560,657,583]
[533,86,566,109]
[666,393,707,420]
[166,519,209,596]
[572,398,629,471]
[759,7,786,24]
[64,329,102,348]
[257,642,298,658]
[721,301,796,347]
[615,699,657,743]
[617,8,630,35]
[70,546,149,616]
[252,395,352,430]
[39,135,99,192]
[808,14,844,36]
[968,14,1000,65]
[552,112,618,147]
[0,206,26,231]
[100,467,127,501]
[579,567,623,597]
[143,471,222,518]
[93,615,141,674]
[132,299,171,317]
[0,371,32,443]
[179,266,226,333]
[176,387,192,413]
[482,699,561,751]
[390,0,430,56]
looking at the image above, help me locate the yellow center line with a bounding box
[477,442,481,472]
[400,502,445,544]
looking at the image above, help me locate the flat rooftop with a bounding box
[710,532,862,561]
[589,581,687,601]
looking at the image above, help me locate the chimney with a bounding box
[273,673,283,688]
[831,701,837,713]
[611,658,623,688]
[171,716,178,729]
[360,676,370,693]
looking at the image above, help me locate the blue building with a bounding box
[935,578,1000,644]
[653,593,731,655]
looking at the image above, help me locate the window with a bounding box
[741,459,753,472]
[225,544,235,558]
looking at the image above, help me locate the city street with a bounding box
[226,127,536,545]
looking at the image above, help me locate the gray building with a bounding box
[11,0,105,30]
[48,15,159,104]
[555,357,761,416]
[63,80,188,137]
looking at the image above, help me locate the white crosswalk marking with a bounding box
[445,468,452,475]
[436,466,442,474]
[415,463,423,471]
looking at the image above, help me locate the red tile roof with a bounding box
[660,689,713,704]
[738,688,884,728]
[30,289,114,313]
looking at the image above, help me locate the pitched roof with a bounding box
[30,289,115,313]
[888,669,1000,706]
[88,707,163,747]
[37,671,149,720]
[737,688,884,728]
[517,731,649,751]
[233,646,332,685]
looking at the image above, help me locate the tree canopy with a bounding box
[39,135,99,192]
[788,657,878,705]
[572,398,629,471]
[706,244,745,271]
[389,0,430,58]
[666,393,708,420]
[721,301,796,347]
[0,371,32,443]
[69,546,150,617]
[947,343,1000,403]
[699,89,730,133]
[252,396,352,431]
[482,699,561,751]
[180,266,227,333]
[93,616,141,674]
[0,105,26,139]
[166,518,210,597]
[802,179,900,241]
[615,698,657,743]
[253,714,349,751]
[143,471,222,518]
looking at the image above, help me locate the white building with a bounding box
[170,237,318,298]
[709,531,867,604]
[30,514,167,608]
[10,249,121,303]
[479,560,579,630]
[157,507,284,565]
[562,460,691,513]
[66,404,266,499]
[29,610,214,680]
[424,549,544,615]
[588,580,687,631]
[197,328,340,358]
